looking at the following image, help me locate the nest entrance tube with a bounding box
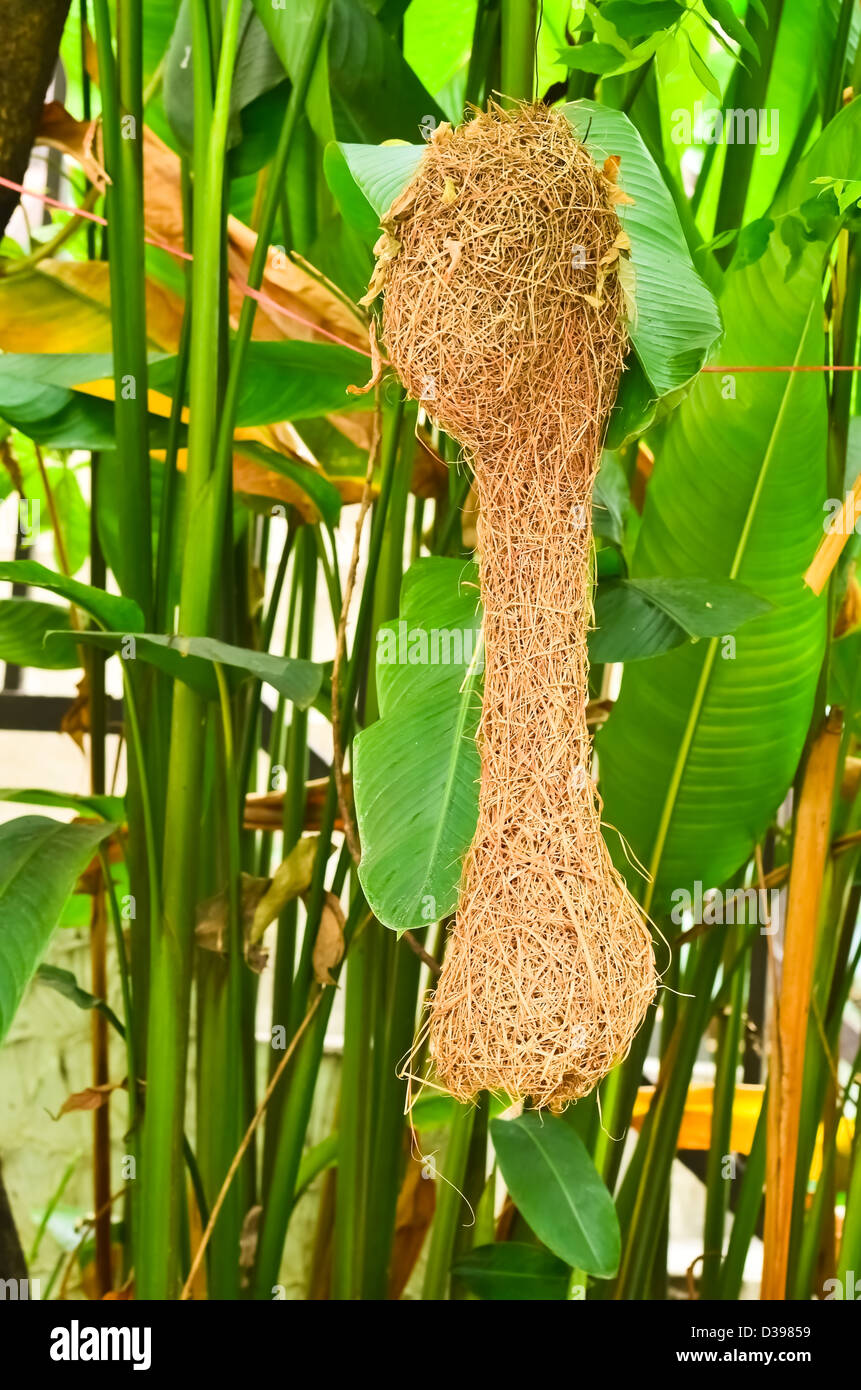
[380,103,657,1110]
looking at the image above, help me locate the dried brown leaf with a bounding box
[195,873,270,956]
[388,1157,436,1299]
[250,836,319,944]
[36,102,108,191]
[57,1079,126,1118]
[312,893,345,985]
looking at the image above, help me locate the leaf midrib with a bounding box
[642,302,816,911]
[516,1121,610,1274]
[403,631,483,916]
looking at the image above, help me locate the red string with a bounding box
[701,364,861,373]
[0,173,373,360]
[1,173,859,374]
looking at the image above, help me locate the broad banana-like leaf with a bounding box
[354,557,481,933]
[597,100,861,912]
[326,102,722,407]
[0,817,115,1046]
[561,100,722,398]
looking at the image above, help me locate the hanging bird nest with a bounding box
[374,101,657,1111]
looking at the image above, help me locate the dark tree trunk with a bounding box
[0,1161,27,1283]
[0,0,72,236]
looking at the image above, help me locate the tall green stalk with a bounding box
[261,527,316,1187]
[711,0,784,259]
[700,954,745,1297]
[500,0,536,103]
[92,0,152,618]
[255,400,406,1292]
[137,0,246,1299]
[422,1104,476,1300]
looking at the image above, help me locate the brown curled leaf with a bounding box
[312,892,346,985]
[347,319,384,395]
[56,1079,127,1118]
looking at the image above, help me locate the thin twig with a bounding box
[56,1184,127,1300]
[179,992,323,1300]
[403,929,442,976]
[33,443,72,580]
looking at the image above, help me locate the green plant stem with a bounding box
[465,0,501,108]
[824,0,856,121]
[253,898,370,1298]
[332,913,374,1299]
[256,404,406,1292]
[287,399,406,1039]
[615,930,724,1298]
[718,1095,767,1298]
[357,409,423,1297]
[137,0,245,1300]
[836,1070,861,1284]
[203,664,246,1299]
[700,955,746,1297]
[236,521,296,801]
[211,0,330,490]
[155,287,193,630]
[261,526,316,1188]
[92,0,157,1184]
[711,0,784,261]
[500,0,537,103]
[421,1104,476,1300]
[434,464,472,556]
[450,1095,489,1299]
[92,0,152,618]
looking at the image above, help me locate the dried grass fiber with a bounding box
[379,103,657,1110]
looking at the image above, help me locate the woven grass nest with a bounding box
[373,102,657,1111]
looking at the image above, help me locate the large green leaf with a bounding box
[324,141,424,241]
[233,441,342,530]
[61,630,322,708]
[590,576,771,663]
[0,560,144,632]
[326,0,447,144]
[0,817,115,1046]
[353,553,767,927]
[250,0,336,144]
[253,0,445,147]
[0,599,79,669]
[0,789,124,822]
[597,100,861,910]
[562,99,723,398]
[452,1243,570,1300]
[147,341,370,427]
[490,1111,621,1278]
[354,557,482,934]
[0,358,178,453]
[163,0,285,155]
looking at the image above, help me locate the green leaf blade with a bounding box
[490,1112,621,1278]
[0,817,115,1046]
[354,557,482,933]
[452,1243,570,1300]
